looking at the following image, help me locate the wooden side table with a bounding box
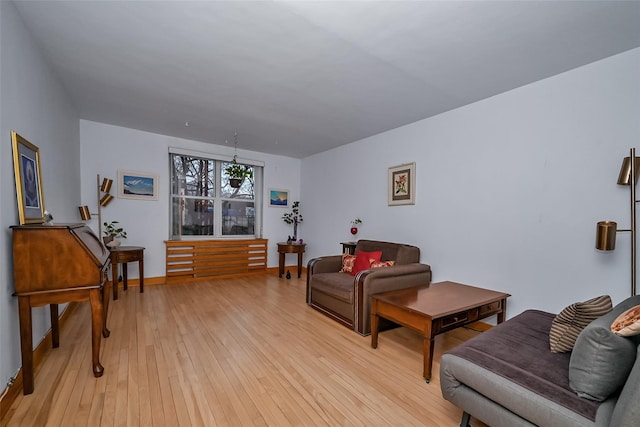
[277,242,306,278]
[340,241,357,254]
[109,246,145,299]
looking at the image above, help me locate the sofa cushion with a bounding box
[569,295,640,401]
[444,309,602,421]
[351,250,382,276]
[309,272,354,303]
[340,254,356,273]
[609,344,640,427]
[611,304,640,337]
[549,295,612,353]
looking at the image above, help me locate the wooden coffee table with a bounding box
[371,281,510,382]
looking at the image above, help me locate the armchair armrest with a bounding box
[307,255,342,275]
[354,263,432,335]
[306,255,343,302]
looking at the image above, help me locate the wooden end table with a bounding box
[371,281,510,382]
[277,242,306,278]
[340,241,357,254]
[109,246,145,299]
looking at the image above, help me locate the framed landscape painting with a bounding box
[269,189,289,207]
[118,170,159,200]
[388,162,416,206]
[11,131,46,224]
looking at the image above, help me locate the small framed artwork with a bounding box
[11,131,46,224]
[268,188,289,207]
[388,162,416,206]
[118,170,159,200]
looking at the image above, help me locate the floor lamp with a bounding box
[78,174,114,238]
[596,148,639,296]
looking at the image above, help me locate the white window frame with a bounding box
[169,147,263,240]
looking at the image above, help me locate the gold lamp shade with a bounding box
[99,193,114,207]
[596,221,617,251]
[617,157,640,185]
[100,178,113,193]
[78,205,91,221]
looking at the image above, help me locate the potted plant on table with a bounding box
[282,201,303,242]
[103,221,127,248]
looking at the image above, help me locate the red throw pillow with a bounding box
[351,250,382,276]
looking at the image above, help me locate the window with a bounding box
[170,152,262,239]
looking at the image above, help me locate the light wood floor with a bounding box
[2,274,487,426]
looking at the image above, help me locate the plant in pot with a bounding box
[224,162,254,188]
[103,221,127,247]
[282,201,303,242]
[350,217,362,236]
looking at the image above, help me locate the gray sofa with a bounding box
[440,295,640,427]
[306,239,431,335]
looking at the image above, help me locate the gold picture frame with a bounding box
[388,162,416,206]
[11,131,46,224]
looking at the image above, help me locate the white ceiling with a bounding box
[12,1,640,158]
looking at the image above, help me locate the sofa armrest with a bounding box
[354,263,432,335]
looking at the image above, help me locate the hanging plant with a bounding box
[225,162,253,188]
[224,132,253,188]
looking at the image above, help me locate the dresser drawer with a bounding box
[441,312,468,328]
[479,300,502,317]
[436,308,479,333]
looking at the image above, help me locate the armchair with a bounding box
[306,239,432,336]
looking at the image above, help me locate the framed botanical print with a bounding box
[11,131,46,224]
[388,162,416,206]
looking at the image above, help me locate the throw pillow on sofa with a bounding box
[350,250,382,276]
[549,295,612,353]
[611,304,640,337]
[371,260,395,269]
[340,254,356,273]
[569,295,640,401]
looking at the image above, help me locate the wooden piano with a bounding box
[12,223,111,395]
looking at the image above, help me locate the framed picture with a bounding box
[118,170,159,200]
[11,131,46,224]
[268,188,289,207]
[388,162,416,206]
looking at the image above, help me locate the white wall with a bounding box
[1,1,80,390]
[79,121,302,278]
[302,48,640,320]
